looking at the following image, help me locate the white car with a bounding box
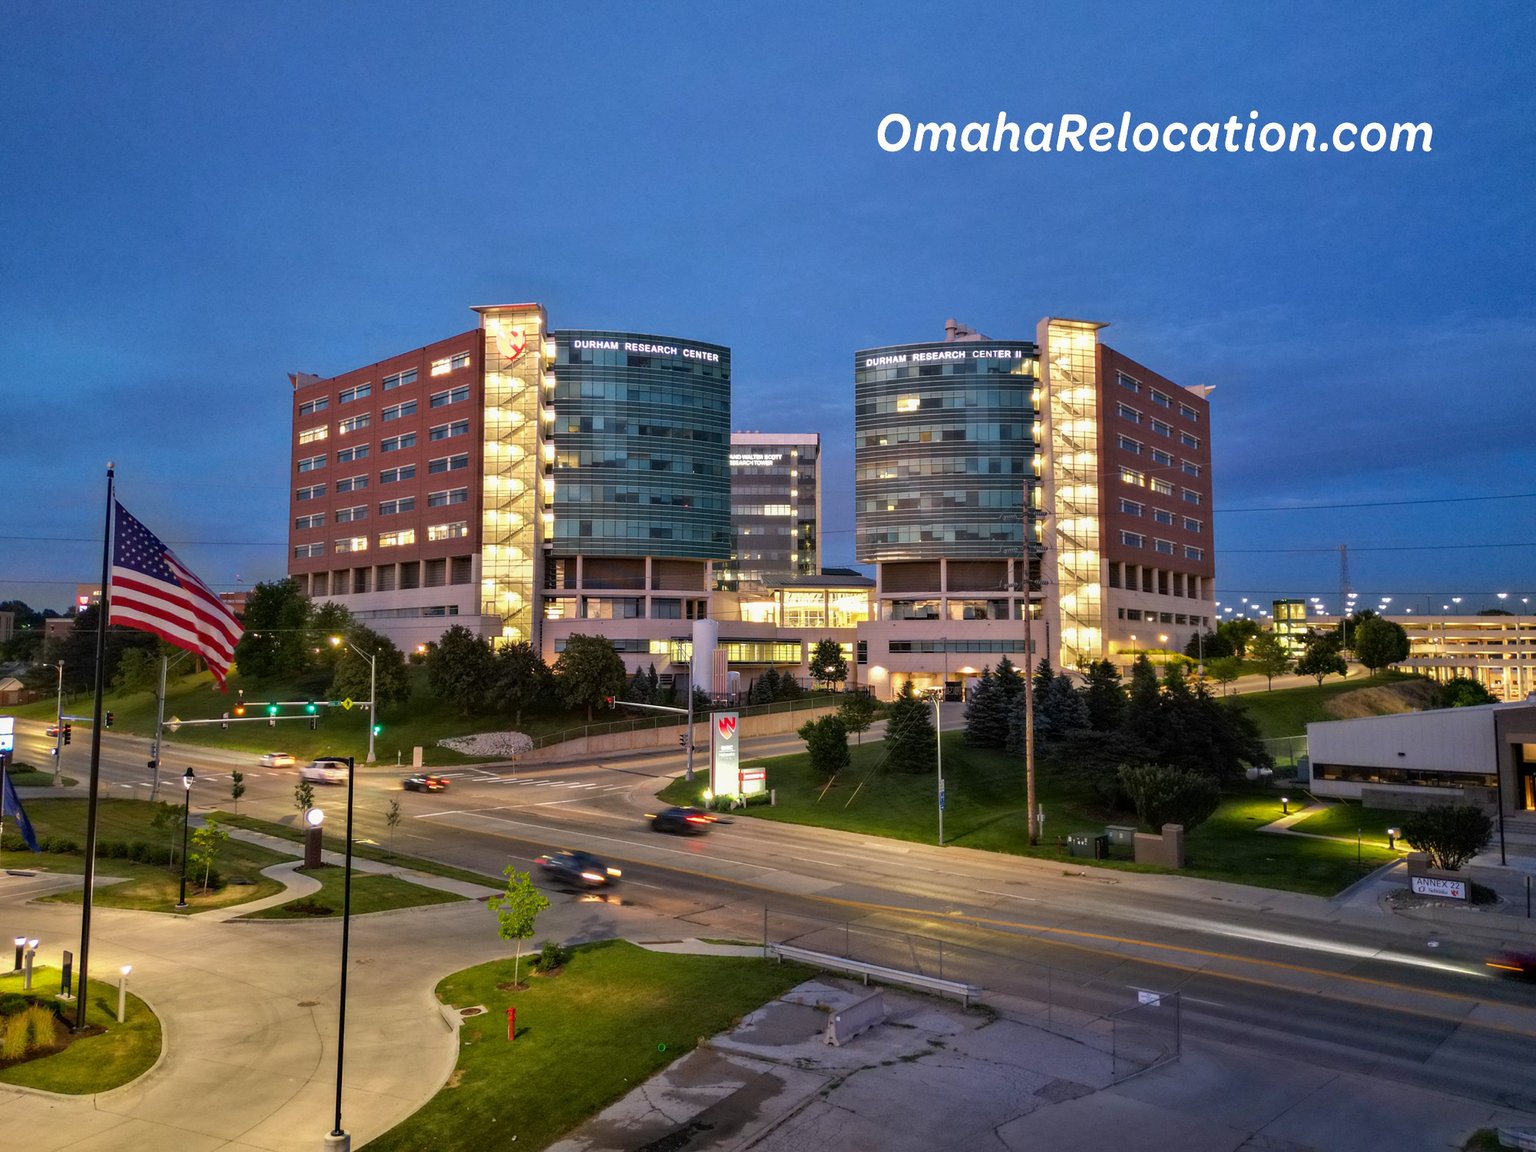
[299,758,350,785]
[258,752,296,769]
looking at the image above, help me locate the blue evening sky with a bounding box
[2,2,1532,618]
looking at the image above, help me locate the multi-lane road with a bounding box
[14,718,1536,1114]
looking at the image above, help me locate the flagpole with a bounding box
[74,463,115,1032]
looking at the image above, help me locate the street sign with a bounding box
[939,788,946,812]
[166,716,182,734]
[341,698,354,711]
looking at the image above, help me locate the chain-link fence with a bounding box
[760,907,1180,1082]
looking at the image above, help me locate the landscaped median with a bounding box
[366,940,812,1151]
[0,969,160,1094]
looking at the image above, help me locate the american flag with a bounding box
[109,501,243,689]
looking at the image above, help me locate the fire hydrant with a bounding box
[506,1006,516,1042]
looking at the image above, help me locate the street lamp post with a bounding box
[330,638,378,764]
[326,757,359,1151]
[1159,634,1169,667]
[926,691,945,847]
[175,768,195,908]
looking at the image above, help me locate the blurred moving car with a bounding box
[647,806,715,835]
[535,849,621,887]
[258,752,296,769]
[403,772,449,793]
[299,757,350,785]
[1486,949,1536,980]
[45,724,61,737]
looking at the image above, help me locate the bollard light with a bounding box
[1281,796,1290,816]
[1387,826,1401,850]
[22,939,38,991]
[13,935,25,972]
[117,965,132,1024]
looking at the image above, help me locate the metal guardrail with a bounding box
[768,942,982,1006]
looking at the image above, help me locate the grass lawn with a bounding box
[661,737,1397,896]
[4,769,77,787]
[0,970,161,1093]
[240,869,465,919]
[1226,672,1419,739]
[1289,799,1420,843]
[367,940,811,1152]
[4,799,291,913]
[212,812,498,888]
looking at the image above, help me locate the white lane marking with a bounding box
[978,889,1038,903]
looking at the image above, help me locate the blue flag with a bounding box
[2,770,41,853]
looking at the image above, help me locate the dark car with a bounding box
[1486,949,1536,980]
[535,849,622,888]
[647,806,715,835]
[402,773,450,793]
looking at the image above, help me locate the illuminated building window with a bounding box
[339,383,372,404]
[380,433,417,452]
[430,385,470,408]
[430,351,471,376]
[297,454,326,473]
[1151,478,1174,496]
[379,529,416,548]
[1120,467,1146,486]
[335,474,368,493]
[428,452,469,474]
[1121,531,1145,548]
[382,368,417,390]
[298,425,328,445]
[294,542,324,558]
[335,505,367,524]
[338,413,370,434]
[295,513,324,530]
[296,484,325,501]
[298,397,328,416]
[428,521,469,541]
[379,497,416,516]
[336,444,369,463]
[382,401,417,422]
[380,465,416,484]
[335,537,368,554]
[430,419,470,441]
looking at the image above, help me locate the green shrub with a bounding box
[99,840,129,859]
[41,835,79,854]
[0,994,27,1017]
[286,898,334,917]
[128,841,161,864]
[532,939,572,972]
[1,832,30,852]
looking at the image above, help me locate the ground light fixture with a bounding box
[23,939,37,991]
[175,768,195,909]
[13,935,25,971]
[118,965,132,1023]
[1387,826,1402,850]
[1281,796,1290,816]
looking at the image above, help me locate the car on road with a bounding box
[45,724,61,737]
[1486,949,1536,980]
[258,752,296,769]
[647,806,715,835]
[299,757,350,785]
[535,849,622,888]
[402,773,449,793]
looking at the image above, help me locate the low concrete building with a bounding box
[1307,701,1536,823]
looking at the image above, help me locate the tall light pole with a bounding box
[175,768,195,909]
[925,690,945,847]
[38,661,64,783]
[329,637,377,764]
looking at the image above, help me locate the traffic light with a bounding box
[678,733,687,747]
[371,723,382,737]
[105,710,114,729]
[305,700,317,730]
[63,723,72,745]
[267,702,278,728]
[147,758,157,770]
[234,702,246,718]
[221,712,229,730]
[604,696,616,708]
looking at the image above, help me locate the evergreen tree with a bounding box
[1037,672,1089,744]
[885,680,937,774]
[963,667,1007,747]
[1080,659,1127,732]
[1125,654,1163,748]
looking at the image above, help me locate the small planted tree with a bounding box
[1401,804,1493,871]
[385,798,402,854]
[837,691,877,746]
[1118,763,1221,834]
[808,639,848,691]
[295,780,315,817]
[488,867,551,988]
[797,714,850,780]
[151,801,185,867]
[1247,631,1293,690]
[189,817,228,893]
[230,769,246,815]
[1205,655,1241,696]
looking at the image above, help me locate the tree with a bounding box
[1035,671,1089,746]
[494,641,552,726]
[749,667,781,705]
[1401,804,1493,871]
[385,798,402,855]
[189,818,228,893]
[1216,617,1260,659]
[1352,616,1410,674]
[884,680,936,774]
[234,578,311,681]
[837,692,877,745]
[807,639,848,691]
[963,667,1003,747]
[1080,660,1126,732]
[1205,656,1241,695]
[1118,763,1221,834]
[330,626,411,714]
[488,866,550,987]
[308,601,355,672]
[426,624,497,716]
[553,633,627,721]
[1184,629,1232,661]
[1437,676,1497,708]
[1247,631,1293,690]
[1125,654,1163,748]
[230,770,246,815]
[151,801,186,867]
[57,605,156,694]
[112,646,164,696]
[798,714,850,779]
[295,780,315,817]
[1295,630,1348,686]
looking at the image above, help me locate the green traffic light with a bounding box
[305,700,317,714]
[266,703,279,716]
[371,724,382,736]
